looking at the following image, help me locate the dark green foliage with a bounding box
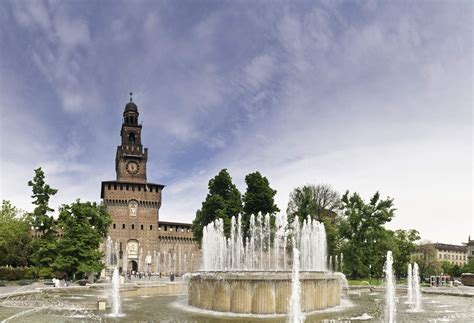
[243,172,279,216]
[0,267,26,280]
[339,191,396,279]
[28,167,58,237]
[36,266,54,279]
[287,184,342,255]
[28,168,59,268]
[53,200,111,278]
[0,267,35,280]
[242,171,279,234]
[0,201,32,267]
[390,229,420,278]
[192,169,242,244]
[440,261,463,277]
[461,258,474,274]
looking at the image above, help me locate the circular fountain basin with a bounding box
[188,271,342,314]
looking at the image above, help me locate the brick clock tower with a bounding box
[101,95,164,273]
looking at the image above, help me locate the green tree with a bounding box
[54,200,111,279]
[287,184,342,255]
[339,191,395,279]
[242,171,279,234]
[440,261,454,276]
[0,200,32,267]
[390,229,420,279]
[415,243,441,280]
[28,167,58,236]
[27,168,59,274]
[192,169,242,243]
[461,258,474,274]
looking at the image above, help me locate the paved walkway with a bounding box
[421,286,474,297]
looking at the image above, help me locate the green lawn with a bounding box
[347,278,409,286]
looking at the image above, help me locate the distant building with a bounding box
[464,236,474,260]
[101,96,200,275]
[412,243,468,266]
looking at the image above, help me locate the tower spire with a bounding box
[129,92,133,102]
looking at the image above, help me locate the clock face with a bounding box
[126,161,139,174]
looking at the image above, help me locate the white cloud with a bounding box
[2,1,471,247]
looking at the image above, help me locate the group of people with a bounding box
[127,270,151,280]
[123,270,177,282]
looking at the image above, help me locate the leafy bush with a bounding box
[0,267,24,280]
[36,267,54,279]
[23,267,35,279]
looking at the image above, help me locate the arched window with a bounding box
[128,132,136,143]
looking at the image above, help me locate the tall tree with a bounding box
[461,258,474,274]
[192,169,242,244]
[0,200,32,267]
[54,200,111,279]
[28,167,58,236]
[287,184,341,223]
[339,191,395,279]
[287,184,342,255]
[390,229,420,279]
[242,171,279,233]
[28,167,58,270]
[415,243,441,280]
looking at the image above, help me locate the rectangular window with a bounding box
[113,223,116,229]
[132,224,135,229]
[141,224,144,230]
[164,226,167,231]
[122,224,125,229]
[150,225,153,230]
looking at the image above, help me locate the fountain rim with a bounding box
[188,270,344,281]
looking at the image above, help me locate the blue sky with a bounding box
[0,0,472,245]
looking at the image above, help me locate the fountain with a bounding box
[110,268,121,316]
[412,262,422,311]
[406,262,422,312]
[407,263,413,304]
[288,236,304,322]
[188,214,343,315]
[105,236,123,317]
[384,251,396,323]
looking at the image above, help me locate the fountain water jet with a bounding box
[384,251,396,323]
[412,262,422,311]
[407,263,413,304]
[110,268,122,316]
[189,214,343,315]
[288,237,304,322]
[105,236,123,317]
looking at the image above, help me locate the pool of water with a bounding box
[1,289,473,322]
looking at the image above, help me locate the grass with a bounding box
[347,278,384,286]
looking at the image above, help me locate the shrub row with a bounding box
[0,266,55,280]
